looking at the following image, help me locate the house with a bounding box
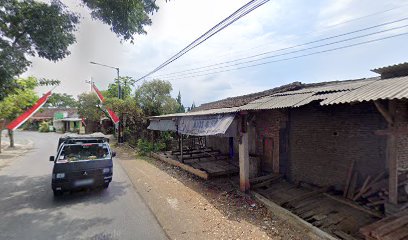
[148,62,408,239]
[30,108,85,133]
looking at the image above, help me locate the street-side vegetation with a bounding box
[0,77,59,152]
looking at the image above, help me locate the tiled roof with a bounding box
[31,108,78,119]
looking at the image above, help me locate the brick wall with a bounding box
[394,100,408,170]
[253,110,288,173]
[288,102,387,189]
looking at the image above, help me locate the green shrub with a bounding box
[137,139,166,156]
[38,121,49,132]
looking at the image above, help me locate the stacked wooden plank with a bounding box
[350,171,408,212]
[359,209,408,240]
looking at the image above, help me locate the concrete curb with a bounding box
[252,191,339,240]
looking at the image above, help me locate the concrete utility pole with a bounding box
[90,61,123,143]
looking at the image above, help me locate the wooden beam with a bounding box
[374,101,394,125]
[387,101,398,205]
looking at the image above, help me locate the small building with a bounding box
[148,62,408,239]
[30,108,85,133]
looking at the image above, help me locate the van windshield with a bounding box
[57,143,111,163]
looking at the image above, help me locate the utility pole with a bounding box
[90,61,123,143]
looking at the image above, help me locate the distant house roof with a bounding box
[31,108,78,120]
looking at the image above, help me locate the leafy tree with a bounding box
[176,91,185,113]
[0,0,78,100]
[77,93,101,122]
[44,93,77,108]
[135,79,179,116]
[0,76,39,150]
[0,0,160,100]
[105,76,135,99]
[104,97,145,146]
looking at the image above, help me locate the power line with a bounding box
[151,19,408,78]
[135,0,271,82]
[160,3,408,71]
[153,32,408,81]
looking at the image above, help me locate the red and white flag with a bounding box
[7,91,53,131]
[92,84,120,124]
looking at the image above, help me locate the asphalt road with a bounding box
[0,131,167,240]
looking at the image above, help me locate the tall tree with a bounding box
[0,0,160,100]
[105,76,135,99]
[176,91,185,113]
[44,93,77,108]
[77,93,101,122]
[0,77,39,150]
[135,79,179,116]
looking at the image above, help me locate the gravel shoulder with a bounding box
[115,146,313,240]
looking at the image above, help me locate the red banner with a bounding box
[92,84,120,124]
[7,91,52,131]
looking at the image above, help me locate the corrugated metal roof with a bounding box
[321,76,408,105]
[240,93,314,110]
[149,106,240,119]
[371,62,408,74]
[150,74,408,120]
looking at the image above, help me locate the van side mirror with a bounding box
[112,152,116,158]
[49,156,55,162]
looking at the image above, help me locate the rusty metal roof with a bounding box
[321,76,408,105]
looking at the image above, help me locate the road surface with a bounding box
[0,131,167,240]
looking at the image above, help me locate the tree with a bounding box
[105,76,135,99]
[104,97,145,145]
[77,93,101,122]
[135,79,179,116]
[0,0,160,100]
[0,77,39,150]
[0,0,79,100]
[44,93,77,108]
[176,91,185,113]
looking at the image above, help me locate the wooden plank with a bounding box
[344,159,356,198]
[323,193,383,218]
[382,224,408,240]
[372,215,408,239]
[250,174,277,184]
[374,101,394,125]
[282,188,328,207]
[347,172,358,199]
[359,211,407,236]
[354,175,372,201]
[333,230,358,240]
[251,175,282,189]
[151,152,209,179]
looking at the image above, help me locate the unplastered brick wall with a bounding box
[394,100,408,170]
[253,110,288,173]
[288,102,387,189]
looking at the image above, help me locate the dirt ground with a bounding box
[115,145,314,240]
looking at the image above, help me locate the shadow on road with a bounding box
[0,174,129,239]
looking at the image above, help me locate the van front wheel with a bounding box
[103,183,109,189]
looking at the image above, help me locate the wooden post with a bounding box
[388,133,398,204]
[374,100,398,205]
[180,134,184,163]
[239,114,250,192]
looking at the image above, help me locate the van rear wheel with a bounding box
[53,190,63,197]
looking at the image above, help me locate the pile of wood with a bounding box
[344,168,408,212]
[359,209,408,240]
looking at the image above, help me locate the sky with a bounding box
[27,0,408,107]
